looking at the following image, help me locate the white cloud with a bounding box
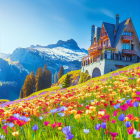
[48,15,66,23]
[100,9,115,19]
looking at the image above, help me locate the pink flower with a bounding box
[105,129,108,134]
[2,125,8,129]
[2,125,8,134]
[113,111,117,116]
[51,122,57,129]
[111,119,116,123]
[136,97,140,102]
[44,121,50,126]
[127,127,134,135]
[127,114,134,120]
[110,132,118,140]
[136,91,140,96]
[120,104,128,112]
[58,122,62,127]
[105,114,110,121]
[5,129,8,134]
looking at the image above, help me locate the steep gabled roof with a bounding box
[112,18,130,47]
[102,22,115,47]
[100,18,138,48]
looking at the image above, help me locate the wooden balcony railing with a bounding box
[101,32,107,37]
[122,35,133,41]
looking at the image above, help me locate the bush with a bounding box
[62,74,70,88]
[78,70,91,84]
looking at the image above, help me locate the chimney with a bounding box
[115,14,119,31]
[91,25,95,45]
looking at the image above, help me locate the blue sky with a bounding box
[0,0,140,54]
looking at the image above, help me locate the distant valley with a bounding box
[0,39,88,101]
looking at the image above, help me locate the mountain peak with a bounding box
[57,40,65,44]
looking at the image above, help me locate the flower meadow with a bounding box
[0,64,140,140]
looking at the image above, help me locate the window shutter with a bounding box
[105,52,107,59]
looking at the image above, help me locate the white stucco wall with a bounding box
[81,59,105,78]
[81,59,138,78]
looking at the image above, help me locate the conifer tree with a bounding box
[30,71,35,92]
[62,74,70,88]
[19,87,23,98]
[35,67,43,91]
[22,75,32,98]
[43,63,47,72]
[58,66,64,79]
[54,71,58,84]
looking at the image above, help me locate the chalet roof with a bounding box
[102,18,130,48]
[102,22,115,46]
[112,18,130,47]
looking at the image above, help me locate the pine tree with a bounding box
[22,75,32,98]
[62,74,70,88]
[30,71,35,92]
[58,66,64,79]
[35,67,43,91]
[54,71,58,84]
[43,63,47,72]
[19,87,23,98]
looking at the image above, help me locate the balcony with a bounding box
[88,46,103,52]
[122,35,133,42]
[100,32,108,39]
[122,49,137,55]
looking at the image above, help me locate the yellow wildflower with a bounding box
[12,131,19,136]
[58,127,62,130]
[98,111,105,116]
[74,114,81,119]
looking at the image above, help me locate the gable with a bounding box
[102,22,115,47]
[112,19,129,47]
[125,20,134,31]
[113,18,139,48]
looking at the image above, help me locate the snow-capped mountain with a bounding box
[0,39,88,101]
[30,46,87,62]
[30,39,82,52]
[9,39,88,76]
[0,53,11,59]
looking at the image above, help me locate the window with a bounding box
[126,43,130,49]
[104,41,106,45]
[107,50,111,59]
[122,43,125,49]
[126,31,129,35]
[130,32,132,36]
[122,31,124,35]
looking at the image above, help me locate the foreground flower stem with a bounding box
[102,129,104,140]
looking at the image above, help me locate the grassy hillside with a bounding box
[54,69,81,86]
[0,63,140,139]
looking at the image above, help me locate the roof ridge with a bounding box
[119,18,130,25]
[103,22,115,25]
